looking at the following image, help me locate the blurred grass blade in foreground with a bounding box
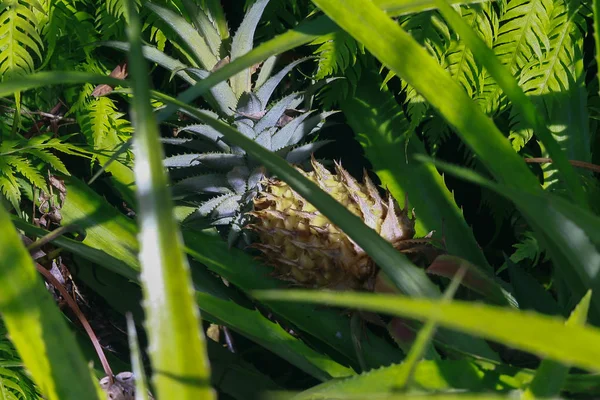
[124,0,214,397]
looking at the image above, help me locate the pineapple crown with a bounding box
[141,0,335,245]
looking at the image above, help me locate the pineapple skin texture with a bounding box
[249,158,416,291]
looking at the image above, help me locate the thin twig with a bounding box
[34,262,114,383]
[525,157,600,174]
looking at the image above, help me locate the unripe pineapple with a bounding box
[248,157,418,291]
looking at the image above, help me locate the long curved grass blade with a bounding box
[397,267,466,389]
[433,0,588,208]
[195,292,355,381]
[0,72,123,97]
[125,313,151,400]
[309,0,539,190]
[595,0,600,97]
[341,65,490,271]
[255,289,600,373]
[124,0,214,397]
[524,290,591,398]
[183,229,403,369]
[416,156,600,320]
[0,208,98,399]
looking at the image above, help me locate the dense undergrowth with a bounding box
[1,0,600,399]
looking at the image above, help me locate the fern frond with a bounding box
[5,155,47,191]
[25,148,69,175]
[496,0,553,73]
[477,0,554,114]
[0,157,20,210]
[0,0,44,78]
[509,0,587,152]
[0,133,88,209]
[40,0,97,68]
[311,30,364,80]
[442,4,497,97]
[79,96,124,151]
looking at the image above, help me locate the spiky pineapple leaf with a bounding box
[145,2,218,69]
[230,0,270,96]
[255,57,311,105]
[164,153,245,169]
[181,0,221,56]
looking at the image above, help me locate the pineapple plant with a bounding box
[248,156,438,291]
[111,0,334,245]
[110,0,436,286]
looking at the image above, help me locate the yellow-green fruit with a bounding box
[248,158,416,291]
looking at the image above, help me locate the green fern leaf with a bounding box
[5,155,47,191]
[0,157,20,210]
[311,30,364,80]
[477,0,554,114]
[0,0,44,78]
[509,0,588,152]
[442,4,497,97]
[395,11,452,127]
[25,148,69,175]
[496,0,553,73]
[79,96,124,151]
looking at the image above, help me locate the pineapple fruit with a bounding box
[248,157,422,291]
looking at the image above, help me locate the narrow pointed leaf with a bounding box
[125,1,214,397]
[255,289,600,373]
[0,209,98,399]
[146,2,218,69]
[229,0,270,96]
[524,291,592,398]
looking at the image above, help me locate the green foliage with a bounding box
[0,321,40,400]
[0,133,86,210]
[0,0,44,78]
[2,0,600,399]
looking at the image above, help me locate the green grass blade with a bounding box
[524,291,591,398]
[595,0,600,98]
[416,156,600,320]
[124,0,214,397]
[255,289,600,372]
[433,0,588,208]
[0,72,123,97]
[310,0,540,190]
[195,292,355,381]
[183,229,403,369]
[397,267,466,389]
[125,314,151,400]
[341,65,490,270]
[289,359,518,398]
[0,208,98,399]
